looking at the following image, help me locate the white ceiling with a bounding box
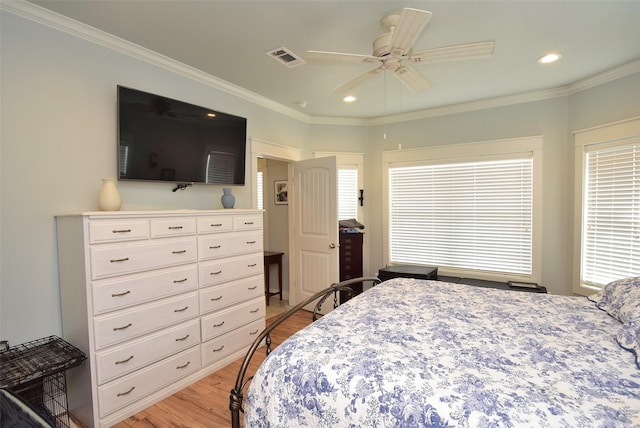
[26,0,640,119]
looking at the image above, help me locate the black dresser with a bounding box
[339,232,363,302]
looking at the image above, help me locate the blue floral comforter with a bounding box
[245,278,640,427]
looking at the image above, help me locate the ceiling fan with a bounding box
[305,8,495,94]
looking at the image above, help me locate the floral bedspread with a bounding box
[245,278,640,427]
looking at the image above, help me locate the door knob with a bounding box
[329,243,336,249]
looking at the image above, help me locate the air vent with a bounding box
[266,47,306,68]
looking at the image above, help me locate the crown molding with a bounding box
[565,58,640,95]
[3,0,638,127]
[1,0,310,123]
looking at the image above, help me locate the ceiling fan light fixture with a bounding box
[538,52,562,64]
[343,95,357,103]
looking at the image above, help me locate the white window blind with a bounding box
[257,170,264,210]
[583,142,640,286]
[338,168,358,220]
[389,157,533,276]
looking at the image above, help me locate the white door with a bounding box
[289,156,338,310]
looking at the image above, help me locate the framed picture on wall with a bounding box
[275,180,288,205]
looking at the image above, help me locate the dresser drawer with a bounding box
[201,318,264,367]
[201,297,265,341]
[199,253,263,287]
[93,292,199,350]
[95,319,200,385]
[98,346,201,417]
[150,217,197,238]
[92,265,198,315]
[197,216,233,234]
[197,231,263,261]
[89,220,150,244]
[233,215,263,231]
[90,237,197,279]
[199,275,263,314]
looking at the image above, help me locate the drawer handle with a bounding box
[112,229,132,234]
[244,221,254,225]
[248,263,257,267]
[115,355,134,365]
[209,245,221,249]
[210,270,222,275]
[246,241,256,244]
[211,223,223,227]
[174,306,189,313]
[210,296,223,301]
[173,278,188,283]
[175,334,190,342]
[111,290,131,297]
[250,308,260,314]
[113,323,132,331]
[213,321,225,328]
[168,226,183,230]
[176,361,191,369]
[117,386,135,397]
[172,250,187,254]
[110,257,130,263]
[248,286,258,290]
[249,329,259,335]
[212,345,225,352]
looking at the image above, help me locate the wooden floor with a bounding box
[105,310,311,428]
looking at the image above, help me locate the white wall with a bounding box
[2,6,640,345]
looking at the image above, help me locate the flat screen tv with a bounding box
[117,86,247,185]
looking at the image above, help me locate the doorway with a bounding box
[251,138,302,316]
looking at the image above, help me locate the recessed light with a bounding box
[207,113,216,117]
[343,95,357,103]
[538,53,562,64]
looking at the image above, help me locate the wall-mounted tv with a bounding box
[117,86,247,185]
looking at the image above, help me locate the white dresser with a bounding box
[56,210,265,428]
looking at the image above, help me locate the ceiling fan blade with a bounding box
[409,41,495,64]
[305,50,379,65]
[334,66,384,94]
[388,8,432,56]
[394,65,432,93]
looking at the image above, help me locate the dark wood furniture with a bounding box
[377,265,547,293]
[439,276,547,293]
[263,251,284,305]
[378,264,438,281]
[339,233,363,302]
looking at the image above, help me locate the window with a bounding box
[582,143,640,286]
[314,152,364,222]
[574,118,640,294]
[257,170,264,210]
[389,157,533,276]
[338,168,358,220]
[383,137,542,282]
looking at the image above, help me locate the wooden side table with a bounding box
[263,251,284,305]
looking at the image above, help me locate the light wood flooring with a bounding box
[91,305,308,428]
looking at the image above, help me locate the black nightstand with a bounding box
[378,265,438,282]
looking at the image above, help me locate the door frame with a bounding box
[250,138,302,302]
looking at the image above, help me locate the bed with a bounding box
[232,276,640,427]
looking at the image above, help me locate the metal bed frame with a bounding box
[229,276,381,428]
